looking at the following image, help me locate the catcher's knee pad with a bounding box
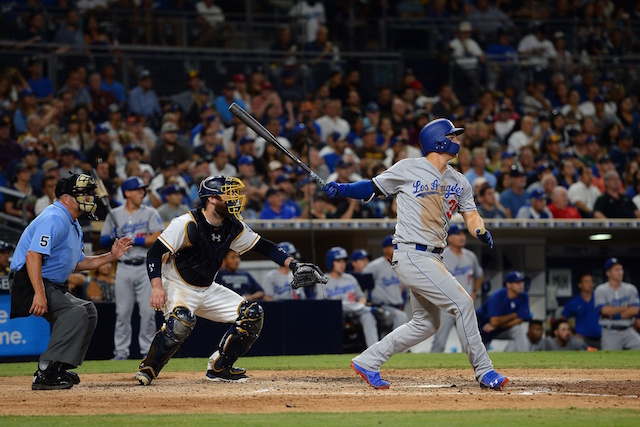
[139,307,196,378]
[211,301,263,371]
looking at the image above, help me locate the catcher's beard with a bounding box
[214,199,233,219]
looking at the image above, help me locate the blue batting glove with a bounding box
[476,228,493,249]
[322,182,342,199]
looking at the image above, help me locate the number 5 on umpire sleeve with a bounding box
[40,235,50,247]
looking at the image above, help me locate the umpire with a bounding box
[9,174,132,390]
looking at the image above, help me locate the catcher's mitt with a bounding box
[290,261,328,289]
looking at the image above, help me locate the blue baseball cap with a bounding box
[278,241,298,256]
[275,174,289,185]
[604,257,621,272]
[200,102,214,113]
[94,123,109,135]
[529,188,546,200]
[291,123,306,137]
[536,163,550,175]
[124,144,144,155]
[121,176,148,192]
[239,136,255,145]
[448,224,465,235]
[365,102,380,113]
[237,155,254,166]
[505,271,525,283]
[162,184,183,196]
[382,235,394,248]
[350,249,370,262]
[212,145,225,157]
[500,151,515,160]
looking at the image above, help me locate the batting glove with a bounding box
[322,182,344,199]
[476,229,494,249]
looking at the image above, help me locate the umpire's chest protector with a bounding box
[173,209,244,287]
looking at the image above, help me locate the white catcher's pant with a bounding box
[352,248,494,381]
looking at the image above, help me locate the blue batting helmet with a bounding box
[418,118,464,156]
[198,175,246,220]
[278,241,300,260]
[325,246,349,271]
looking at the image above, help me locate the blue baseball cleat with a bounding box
[479,370,509,390]
[351,361,390,389]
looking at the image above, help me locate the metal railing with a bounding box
[0,186,28,240]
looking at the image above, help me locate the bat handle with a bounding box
[310,171,326,187]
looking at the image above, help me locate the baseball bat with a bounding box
[90,168,120,232]
[228,102,326,187]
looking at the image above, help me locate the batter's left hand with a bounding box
[476,229,493,249]
[111,237,133,259]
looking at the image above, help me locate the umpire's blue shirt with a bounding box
[477,287,531,328]
[561,294,602,338]
[10,201,85,284]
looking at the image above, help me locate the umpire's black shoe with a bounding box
[32,367,73,390]
[65,370,81,385]
[205,367,249,383]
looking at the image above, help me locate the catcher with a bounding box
[135,175,326,385]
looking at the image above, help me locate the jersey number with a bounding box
[39,235,50,247]
[445,199,458,219]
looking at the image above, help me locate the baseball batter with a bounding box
[323,118,508,390]
[431,224,483,352]
[262,242,306,300]
[594,258,640,350]
[363,235,407,331]
[134,176,326,385]
[100,177,164,360]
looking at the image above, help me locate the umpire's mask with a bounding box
[56,173,99,219]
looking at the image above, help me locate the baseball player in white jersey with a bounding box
[363,235,408,331]
[100,177,164,360]
[134,176,326,385]
[323,118,508,390]
[262,242,306,300]
[594,258,640,350]
[431,223,483,352]
[322,247,379,348]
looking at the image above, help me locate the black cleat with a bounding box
[205,367,249,383]
[65,370,81,385]
[32,367,73,390]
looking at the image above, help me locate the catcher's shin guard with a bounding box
[210,301,263,371]
[138,307,196,379]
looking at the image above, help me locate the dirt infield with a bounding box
[2,369,639,415]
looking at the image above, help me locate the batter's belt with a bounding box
[394,243,444,254]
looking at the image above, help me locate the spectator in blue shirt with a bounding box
[214,81,247,126]
[499,165,530,218]
[128,70,161,127]
[100,61,126,104]
[260,187,299,219]
[26,57,54,104]
[477,271,532,352]
[216,250,265,301]
[561,272,602,349]
[465,147,497,189]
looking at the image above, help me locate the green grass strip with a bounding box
[1,409,639,427]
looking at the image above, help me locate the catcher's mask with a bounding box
[55,173,99,219]
[198,175,246,220]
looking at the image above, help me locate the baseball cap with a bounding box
[266,187,281,198]
[161,122,178,134]
[223,81,235,90]
[188,69,200,80]
[125,115,139,126]
[351,249,370,262]
[500,151,515,160]
[598,154,612,164]
[21,146,38,158]
[13,161,29,174]
[529,188,545,200]
[618,129,633,141]
[162,184,183,196]
[237,155,254,166]
[290,123,307,138]
[382,234,394,248]
[121,176,148,192]
[168,103,182,113]
[198,86,210,95]
[536,163,551,175]
[459,21,472,32]
[262,81,274,90]
[239,136,255,146]
[161,159,176,169]
[124,144,144,155]
[200,102,214,113]
[94,123,109,135]
[593,95,605,103]
[604,257,621,272]
[278,241,298,256]
[336,157,353,168]
[268,160,283,171]
[0,240,15,252]
[212,145,225,157]
[232,73,246,83]
[363,126,377,135]
[42,159,59,173]
[365,102,380,113]
[448,224,465,235]
[509,165,525,177]
[584,135,598,145]
[505,271,525,283]
[59,146,74,156]
[538,111,551,122]
[138,69,151,80]
[553,31,565,40]
[108,103,120,114]
[275,174,290,185]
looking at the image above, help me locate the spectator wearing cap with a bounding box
[591,154,618,193]
[567,166,601,217]
[260,187,299,220]
[517,22,557,75]
[13,88,38,136]
[616,96,640,142]
[189,102,216,147]
[593,170,640,219]
[193,120,224,161]
[251,80,283,122]
[157,184,190,221]
[314,99,350,144]
[476,183,507,219]
[594,258,640,350]
[149,121,192,174]
[57,146,83,177]
[0,117,21,172]
[215,81,247,126]
[88,71,117,123]
[363,101,381,130]
[148,159,190,208]
[448,21,486,97]
[3,161,37,221]
[254,117,292,160]
[34,175,58,216]
[320,131,359,173]
[465,147,497,189]
[609,130,634,177]
[326,155,364,185]
[350,249,370,273]
[507,115,538,156]
[477,271,531,352]
[355,126,385,162]
[171,70,213,118]
[125,115,156,158]
[102,103,127,152]
[275,174,302,217]
[560,89,583,130]
[235,155,268,217]
[278,68,304,108]
[516,188,552,219]
[494,104,517,144]
[500,165,530,218]
[210,145,237,177]
[100,61,126,104]
[84,123,113,167]
[26,56,54,104]
[431,224,483,352]
[58,68,91,110]
[592,95,621,134]
[128,70,161,127]
[548,186,581,219]
[541,132,563,171]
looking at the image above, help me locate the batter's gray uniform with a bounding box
[262,269,305,300]
[318,273,379,348]
[431,247,482,352]
[594,281,640,350]
[101,205,164,359]
[363,257,407,330]
[352,158,495,381]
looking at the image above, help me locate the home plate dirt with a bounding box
[2,369,639,415]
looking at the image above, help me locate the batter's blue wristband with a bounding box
[342,180,375,200]
[134,237,146,247]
